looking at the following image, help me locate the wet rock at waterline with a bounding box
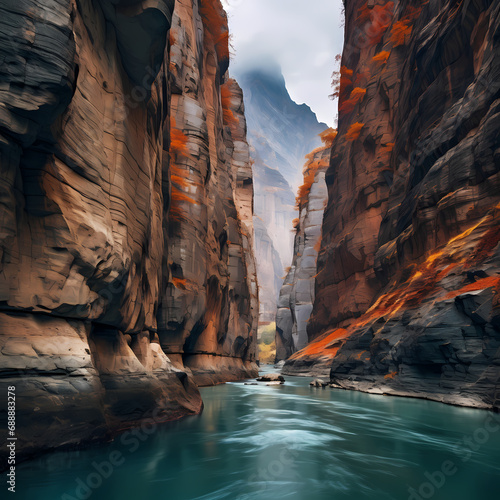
[310,379,329,388]
[257,374,285,383]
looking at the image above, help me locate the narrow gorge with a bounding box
[0,0,499,497]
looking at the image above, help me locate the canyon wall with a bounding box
[285,0,500,410]
[276,136,333,361]
[237,65,327,323]
[0,0,257,462]
[161,0,258,384]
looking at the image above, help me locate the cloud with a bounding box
[222,0,344,126]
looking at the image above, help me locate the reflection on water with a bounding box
[6,368,500,500]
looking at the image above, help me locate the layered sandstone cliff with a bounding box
[0,0,257,462]
[158,0,258,386]
[285,0,500,410]
[276,133,334,361]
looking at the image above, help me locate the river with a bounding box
[6,368,500,500]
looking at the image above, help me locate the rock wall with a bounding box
[276,138,333,361]
[253,216,284,324]
[160,0,258,383]
[0,0,257,462]
[285,0,500,410]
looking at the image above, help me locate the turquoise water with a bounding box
[6,369,500,500]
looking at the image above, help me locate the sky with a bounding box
[221,0,345,126]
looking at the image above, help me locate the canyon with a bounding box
[1,0,499,478]
[0,0,258,462]
[237,64,327,323]
[283,0,500,411]
[276,131,334,361]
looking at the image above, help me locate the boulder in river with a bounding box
[310,379,328,388]
[257,374,285,383]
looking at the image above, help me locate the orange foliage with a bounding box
[384,142,395,151]
[358,2,395,46]
[331,66,354,100]
[172,277,197,291]
[289,329,348,359]
[292,218,300,228]
[199,0,230,64]
[169,161,198,223]
[384,371,398,380]
[170,189,197,205]
[290,212,500,369]
[172,277,187,289]
[296,170,316,209]
[296,150,329,208]
[464,226,500,268]
[372,51,391,65]
[319,127,338,148]
[339,87,367,115]
[390,20,413,46]
[313,238,322,252]
[350,87,367,104]
[341,66,353,78]
[339,100,356,115]
[390,3,425,47]
[345,122,364,141]
[444,276,500,301]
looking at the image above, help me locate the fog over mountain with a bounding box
[223,0,344,126]
[237,62,327,322]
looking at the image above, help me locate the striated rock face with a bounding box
[159,0,258,386]
[285,0,500,410]
[276,141,332,362]
[237,64,327,323]
[0,0,257,462]
[253,216,284,324]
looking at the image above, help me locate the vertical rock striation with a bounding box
[158,0,258,386]
[0,0,257,462]
[285,0,500,410]
[276,135,333,361]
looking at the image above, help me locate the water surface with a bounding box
[7,368,500,499]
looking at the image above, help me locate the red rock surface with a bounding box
[0,0,257,461]
[285,0,500,409]
[159,0,258,386]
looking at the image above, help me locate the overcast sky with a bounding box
[222,0,345,126]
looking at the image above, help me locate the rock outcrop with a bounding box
[275,135,333,361]
[237,64,327,323]
[285,0,500,410]
[161,0,258,384]
[0,0,257,462]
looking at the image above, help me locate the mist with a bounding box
[222,0,345,126]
